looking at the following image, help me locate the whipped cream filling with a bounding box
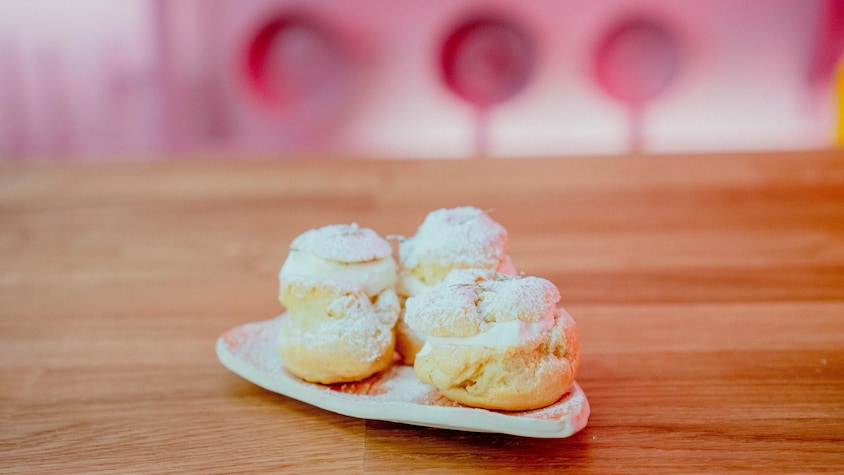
[398,255,518,298]
[416,305,556,357]
[280,249,396,297]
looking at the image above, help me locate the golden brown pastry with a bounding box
[278,278,399,384]
[277,223,400,384]
[405,269,579,411]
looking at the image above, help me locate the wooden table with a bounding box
[2,151,843,473]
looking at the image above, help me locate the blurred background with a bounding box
[1,0,842,160]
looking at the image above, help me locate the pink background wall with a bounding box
[0,0,841,160]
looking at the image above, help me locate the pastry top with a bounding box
[280,223,396,297]
[289,223,392,263]
[404,269,560,339]
[398,207,512,293]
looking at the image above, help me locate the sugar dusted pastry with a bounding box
[277,223,400,384]
[278,278,399,384]
[405,269,579,411]
[395,207,517,364]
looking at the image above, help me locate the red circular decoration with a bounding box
[244,13,351,115]
[594,18,682,105]
[440,15,535,108]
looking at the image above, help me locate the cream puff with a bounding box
[395,207,517,364]
[279,223,396,298]
[404,269,580,411]
[277,223,400,384]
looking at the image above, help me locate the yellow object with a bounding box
[837,58,844,145]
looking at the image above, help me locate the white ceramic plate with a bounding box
[216,314,590,438]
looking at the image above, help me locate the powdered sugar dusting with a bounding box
[512,388,588,420]
[404,276,480,337]
[290,223,393,263]
[329,363,434,403]
[405,269,561,338]
[399,207,508,270]
[479,274,560,323]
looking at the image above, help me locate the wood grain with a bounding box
[1,150,843,474]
